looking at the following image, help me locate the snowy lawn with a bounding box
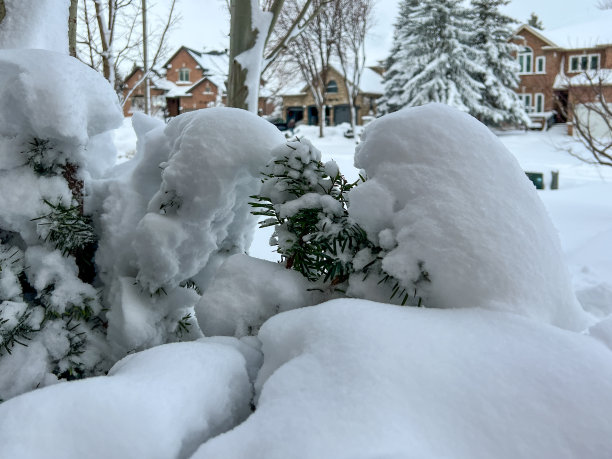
[5,109,609,458]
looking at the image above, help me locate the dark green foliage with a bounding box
[179,279,202,295]
[175,313,193,339]
[22,138,65,176]
[0,311,34,356]
[32,199,96,257]
[527,12,543,30]
[250,145,368,284]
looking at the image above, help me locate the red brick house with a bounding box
[513,19,612,133]
[122,46,275,118]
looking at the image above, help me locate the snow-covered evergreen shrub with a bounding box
[251,138,367,284]
[0,49,122,400]
[250,138,427,306]
[96,108,285,356]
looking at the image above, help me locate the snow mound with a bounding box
[0,341,252,459]
[132,108,284,292]
[97,109,284,354]
[0,0,70,53]
[0,49,122,144]
[349,103,590,330]
[192,299,612,459]
[196,254,323,337]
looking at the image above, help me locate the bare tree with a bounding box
[562,72,612,167]
[77,0,177,94]
[335,0,374,133]
[597,0,612,9]
[69,0,78,57]
[276,0,343,137]
[227,0,327,112]
[0,1,5,25]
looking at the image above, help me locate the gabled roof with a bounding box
[514,24,558,48]
[516,12,612,51]
[162,46,200,69]
[545,13,612,49]
[280,64,384,97]
[186,77,218,94]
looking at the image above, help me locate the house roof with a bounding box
[515,24,558,48]
[554,69,612,89]
[163,46,228,89]
[185,49,228,89]
[186,77,218,94]
[517,12,612,50]
[279,65,384,98]
[544,13,612,49]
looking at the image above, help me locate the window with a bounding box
[518,93,532,112]
[535,56,546,74]
[178,68,190,82]
[534,93,544,113]
[518,47,533,73]
[569,53,600,72]
[326,80,338,93]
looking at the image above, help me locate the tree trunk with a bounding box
[142,0,150,114]
[227,0,257,110]
[68,0,78,57]
[319,103,325,137]
[0,0,5,26]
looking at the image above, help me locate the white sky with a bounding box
[155,0,605,66]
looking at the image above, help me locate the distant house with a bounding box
[121,46,275,118]
[280,65,383,126]
[513,17,612,133]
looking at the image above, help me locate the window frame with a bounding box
[178,68,191,82]
[534,93,544,113]
[519,93,533,112]
[535,56,546,74]
[518,47,533,74]
[326,80,338,94]
[568,53,600,73]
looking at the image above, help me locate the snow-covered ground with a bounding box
[4,109,612,458]
[113,120,612,315]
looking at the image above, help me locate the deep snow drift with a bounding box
[0,341,254,459]
[349,103,590,330]
[192,300,612,459]
[96,108,285,355]
[2,102,612,458]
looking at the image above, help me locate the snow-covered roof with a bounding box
[185,48,228,89]
[554,69,612,89]
[360,68,384,94]
[543,12,612,49]
[280,65,384,97]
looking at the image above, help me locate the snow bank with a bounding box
[0,49,122,145]
[192,299,612,459]
[349,103,590,330]
[0,0,70,53]
[97,109,284,354]
[196,254,324,337]
[0,341,252,459]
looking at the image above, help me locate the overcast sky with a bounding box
[156,0,605,66]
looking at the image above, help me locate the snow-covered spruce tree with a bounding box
[380,0,485,115]
[470,0,529,126]
[378,0,419,114]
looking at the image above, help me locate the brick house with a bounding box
[280,65,383,126]
[513,20,612,133]
[122,46,275,118]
